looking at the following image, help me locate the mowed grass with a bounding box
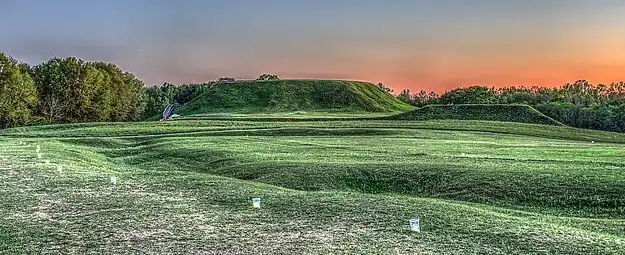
[1,119,625,254]
[183,111,395,119]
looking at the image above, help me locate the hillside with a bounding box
[174,80,414,115]
[1,119,624,253]
[387,104,563,125]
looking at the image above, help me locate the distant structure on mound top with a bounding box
[216,77,236,83]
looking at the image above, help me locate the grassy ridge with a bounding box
[3,119,625,144]
[2,149,622,254]
[173,104,564,129]
[4,120,625,216]
[176,80,414,115]
[387,104,563,125]
[2,120,625,253]
[83,128,625,218]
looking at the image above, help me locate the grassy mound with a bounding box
[175,79,414,115]
[388,104,563,125]
[2,119,625,253]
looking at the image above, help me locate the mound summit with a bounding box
[175,80,414,115]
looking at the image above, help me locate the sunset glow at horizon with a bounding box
[2,0,625,93]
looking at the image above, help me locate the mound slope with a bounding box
[387,104,563,125]
[175,80,414,115]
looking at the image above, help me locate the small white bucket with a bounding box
[409,218,420,232]
[252,198,261,208]
[110,176,117,185]
[57,165,63,172]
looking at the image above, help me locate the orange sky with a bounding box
[3,1,625,94]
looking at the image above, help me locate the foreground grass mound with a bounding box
[2,119,625,254]
[176,79,414,115]
[388,104,563,125]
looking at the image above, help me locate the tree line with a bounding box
[4,50,625,133]
[394,80,625,132]
[1,52,146,128]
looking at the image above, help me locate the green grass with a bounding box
[175,79,415,116]
[1,119,625,254]
[184,111,394,119]
[388,104,563,125]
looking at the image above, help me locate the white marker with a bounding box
[111,176,117,185]
[44,160,50,164]
[252,198,261,208]
[57,165,63,173]
[37,153,42,159]
[36,145,40,153]
[409,217,420,232]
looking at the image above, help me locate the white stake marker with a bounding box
[37,153,42,159]
[36,145,40,153]
[252,198,261,208]
[57,165,63,173]
[111,176,117,185]
[409,217,420,232]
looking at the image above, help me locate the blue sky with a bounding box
[2,0,625,92]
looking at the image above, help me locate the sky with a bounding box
[1,0,625,93]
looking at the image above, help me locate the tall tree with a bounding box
[396,89,412,104]
[81,63,112,121]
[31,57,147,124]
[92,62,146,121]
[0,53,39,128]
[32,57,79,123]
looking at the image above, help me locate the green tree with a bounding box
[81,63,113,121]
[32,57,147,124]
[93,62,147,121]
[257,74,280,81]
[412,90,439,107]
[0,53,39,128]
[376,83,393,94]
[32,57,85,123]
[396,89,412,104]
[440,86,497,104]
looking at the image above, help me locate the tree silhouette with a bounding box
[257,74,280,81]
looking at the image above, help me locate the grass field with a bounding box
[1,118,625,254]
[183,111,394,120]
